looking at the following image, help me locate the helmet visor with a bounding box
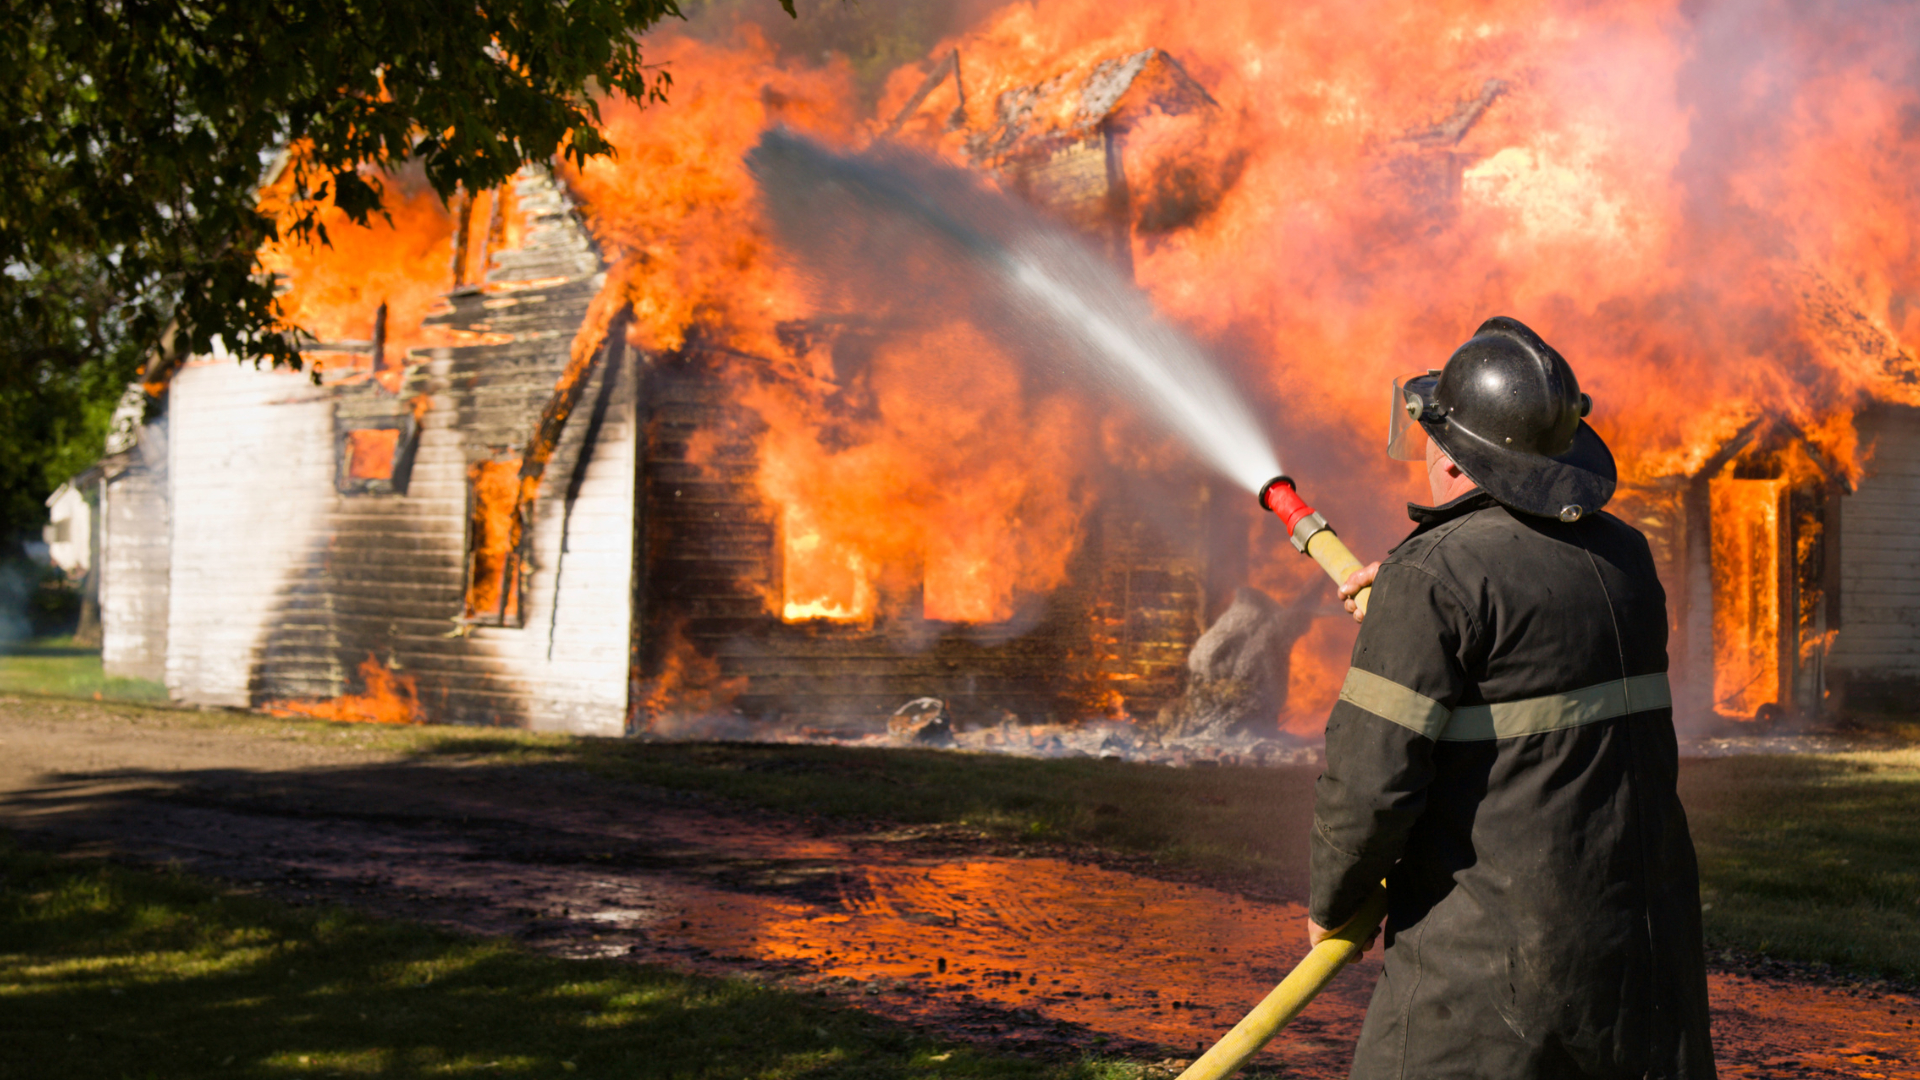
[1388,373,1440,461]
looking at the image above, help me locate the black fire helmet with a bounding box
[1395,316,1617,521]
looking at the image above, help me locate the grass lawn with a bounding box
[1683,749,1920,980]
[0,636,169,704]
[536,739,1320,887]
[10,697,1920,984]
[353,726,1920,983]
[0,839,1136,1080]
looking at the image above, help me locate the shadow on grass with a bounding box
[406,736,1318,892]
[0,642,97,658]
[0,840,1118,1080]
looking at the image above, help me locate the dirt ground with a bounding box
[1,697,1915,1079]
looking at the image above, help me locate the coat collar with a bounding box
[1406,488,1500,528]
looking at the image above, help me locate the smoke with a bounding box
[747,130,1284,494]
[0,550,79,650]
[678,0,1010,108]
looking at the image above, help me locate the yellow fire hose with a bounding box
[1174,885,1388,1080]
[1164,477,1389,1080]
[1301,529,1370,619]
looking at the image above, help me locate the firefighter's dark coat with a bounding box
[1312,490,1715,1079]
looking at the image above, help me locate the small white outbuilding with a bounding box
[42,480,92,578]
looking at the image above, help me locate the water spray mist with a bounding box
[747,130,1282,495]
[749,130,1375,611]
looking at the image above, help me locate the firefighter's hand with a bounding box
[1339,562,1380,624]
[1307,913,1382,963]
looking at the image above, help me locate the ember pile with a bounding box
[262,0,1920,739]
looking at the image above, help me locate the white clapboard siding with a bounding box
[166,361,336,706]
[99,430,171,683]
[1834,406,1920,679]
[468,353,635,736]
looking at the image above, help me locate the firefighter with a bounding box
[1309,316,1716,1078]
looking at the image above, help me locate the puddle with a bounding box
[655,854,1374,1072]
[636,853,1920,1078]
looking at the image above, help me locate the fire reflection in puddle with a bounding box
[639,853,1918,1078]
[629,853,1352,1072]
[676,856,1373,1064]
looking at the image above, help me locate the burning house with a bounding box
[92,4,1920,737]
[96,47,1258,737]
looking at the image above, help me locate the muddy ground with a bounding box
[1,697,1915,1079]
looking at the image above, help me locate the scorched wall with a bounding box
[161,170,635,733]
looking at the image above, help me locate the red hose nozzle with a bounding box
[1258,475,1373,616]
[1259,475,1332,555]
[1258,475,1312,532]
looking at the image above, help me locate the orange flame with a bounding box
[269,653,424,725]
[563,35,1111,628]
[1709,478,1786,719]
[636,622,749,731]
[258,170,458,369]
[256,3,1920,731]
[343,428,399,480]
[465,460,523,622]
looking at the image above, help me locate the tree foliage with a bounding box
[0,0,793,545]
[0,252,136,547]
